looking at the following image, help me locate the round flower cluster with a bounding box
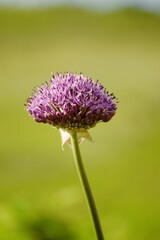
[26,72,117,130]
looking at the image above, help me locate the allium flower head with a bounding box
[26,72,117,145]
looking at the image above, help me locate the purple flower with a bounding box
[26,73,117,131]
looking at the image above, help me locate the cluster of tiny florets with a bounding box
[26,72,117,130]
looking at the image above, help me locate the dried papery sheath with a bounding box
[60,128,93,148]
[26,72,117,144]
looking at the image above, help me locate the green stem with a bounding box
[70,132,105,240]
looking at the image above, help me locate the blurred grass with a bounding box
[0,6,160,240]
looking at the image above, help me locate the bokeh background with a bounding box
[0,0,160,239]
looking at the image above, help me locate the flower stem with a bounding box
[70,132,105,240]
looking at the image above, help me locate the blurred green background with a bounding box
[0,6,160,240]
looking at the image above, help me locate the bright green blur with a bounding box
[0,7,160,240]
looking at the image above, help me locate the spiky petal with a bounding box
[26,72,117,131]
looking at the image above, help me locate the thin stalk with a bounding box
[70,132,105,240]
